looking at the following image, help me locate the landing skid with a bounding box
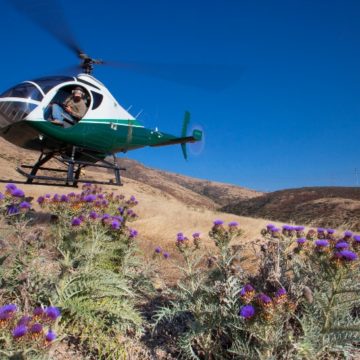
[16,147,125,187]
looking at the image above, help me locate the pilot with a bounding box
[50,86,87,126]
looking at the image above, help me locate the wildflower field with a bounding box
[0,183,360,359]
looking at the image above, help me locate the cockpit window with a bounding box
[32,76,75,94]
[0,82,43,101]
[91,91,103,110]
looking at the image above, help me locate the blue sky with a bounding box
[1,0,360,191]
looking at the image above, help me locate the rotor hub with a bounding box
[79,53,103,74]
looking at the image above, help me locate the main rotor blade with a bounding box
[104,61,243,91]
[8,0,83,56]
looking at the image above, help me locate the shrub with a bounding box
[154,223,360,359]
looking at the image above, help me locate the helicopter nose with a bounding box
[0,100,37,129]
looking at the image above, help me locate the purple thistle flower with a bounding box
[354,235,360,242]
[163,252,170,259]
[129,229,138,238]
[228,221,239,227]
[239,304,255,319]
[102,213,111,221]
[101,199,109,206]
[295,226,305,231]
[213,219,224,226]
[71,217,82,226]
[45,306,61,321]
[335,242,349,250]
[177,233,185,242]
[111,220,120,230]
[297,237,306,244]
[339,250,358,261]
[19,201,31,210]
[112,215,123,222]
[317,228,325,233]
[0,312,11,320]
[68,192,76,197]
[327,229,335,235]
[7,205,19,215]
[84,194,96,202]
[130,195,136,202]
[33,307,44,317]
[37,196,45,205]
[271,227,280,232]
[275,288,287,297]
[89,211,98,220]
[0,304,17,314]
[315,239,329,247]
[12,325,27,338]
[30,323,43,334]
[60,194,69,202]
[266,224,275,230]
[0,304,17,320]
[257,293,272,305]
[192,232,201,238]
[45,329,56,342]
[17,316,32,326]
[6,183,17,192]
[240,284,254,296]
[282,225,292,230]
[155,246,162,254]
[0,192,4,200]
[11,188,25,197]
[118,207,124,215]
[344,231,353,237]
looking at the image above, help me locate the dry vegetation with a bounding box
[222,187,360,231]
[1,140,360,359]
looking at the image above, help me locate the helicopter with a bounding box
[0,1,206,187]
[0,58,202,186]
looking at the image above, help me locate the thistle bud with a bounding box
[302,286,313,304]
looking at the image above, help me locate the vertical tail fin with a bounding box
[181,111,190,160]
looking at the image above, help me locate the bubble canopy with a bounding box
[0,76,76,101]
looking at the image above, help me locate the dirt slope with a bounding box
[117,158,262,208]
[222,187,360,231]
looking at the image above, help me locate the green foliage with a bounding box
[0,184,151,359]
[154,224,360,359]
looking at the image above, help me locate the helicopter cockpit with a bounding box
[44,84,90,127]
[0,76,105,129]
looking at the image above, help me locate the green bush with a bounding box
[154,223,360,359]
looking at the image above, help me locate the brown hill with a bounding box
[116,157,262,208]
[221,187,360,231]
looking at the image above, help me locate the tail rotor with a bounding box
[180,112,205,160]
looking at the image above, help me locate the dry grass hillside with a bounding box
[222,187,360,231]
[117,158,262,207]
[0,138,275,282]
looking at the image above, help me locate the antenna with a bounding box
[126,105,133,112]
[135,110,143,119]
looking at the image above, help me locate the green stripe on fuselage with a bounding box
[27,119,178,153]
